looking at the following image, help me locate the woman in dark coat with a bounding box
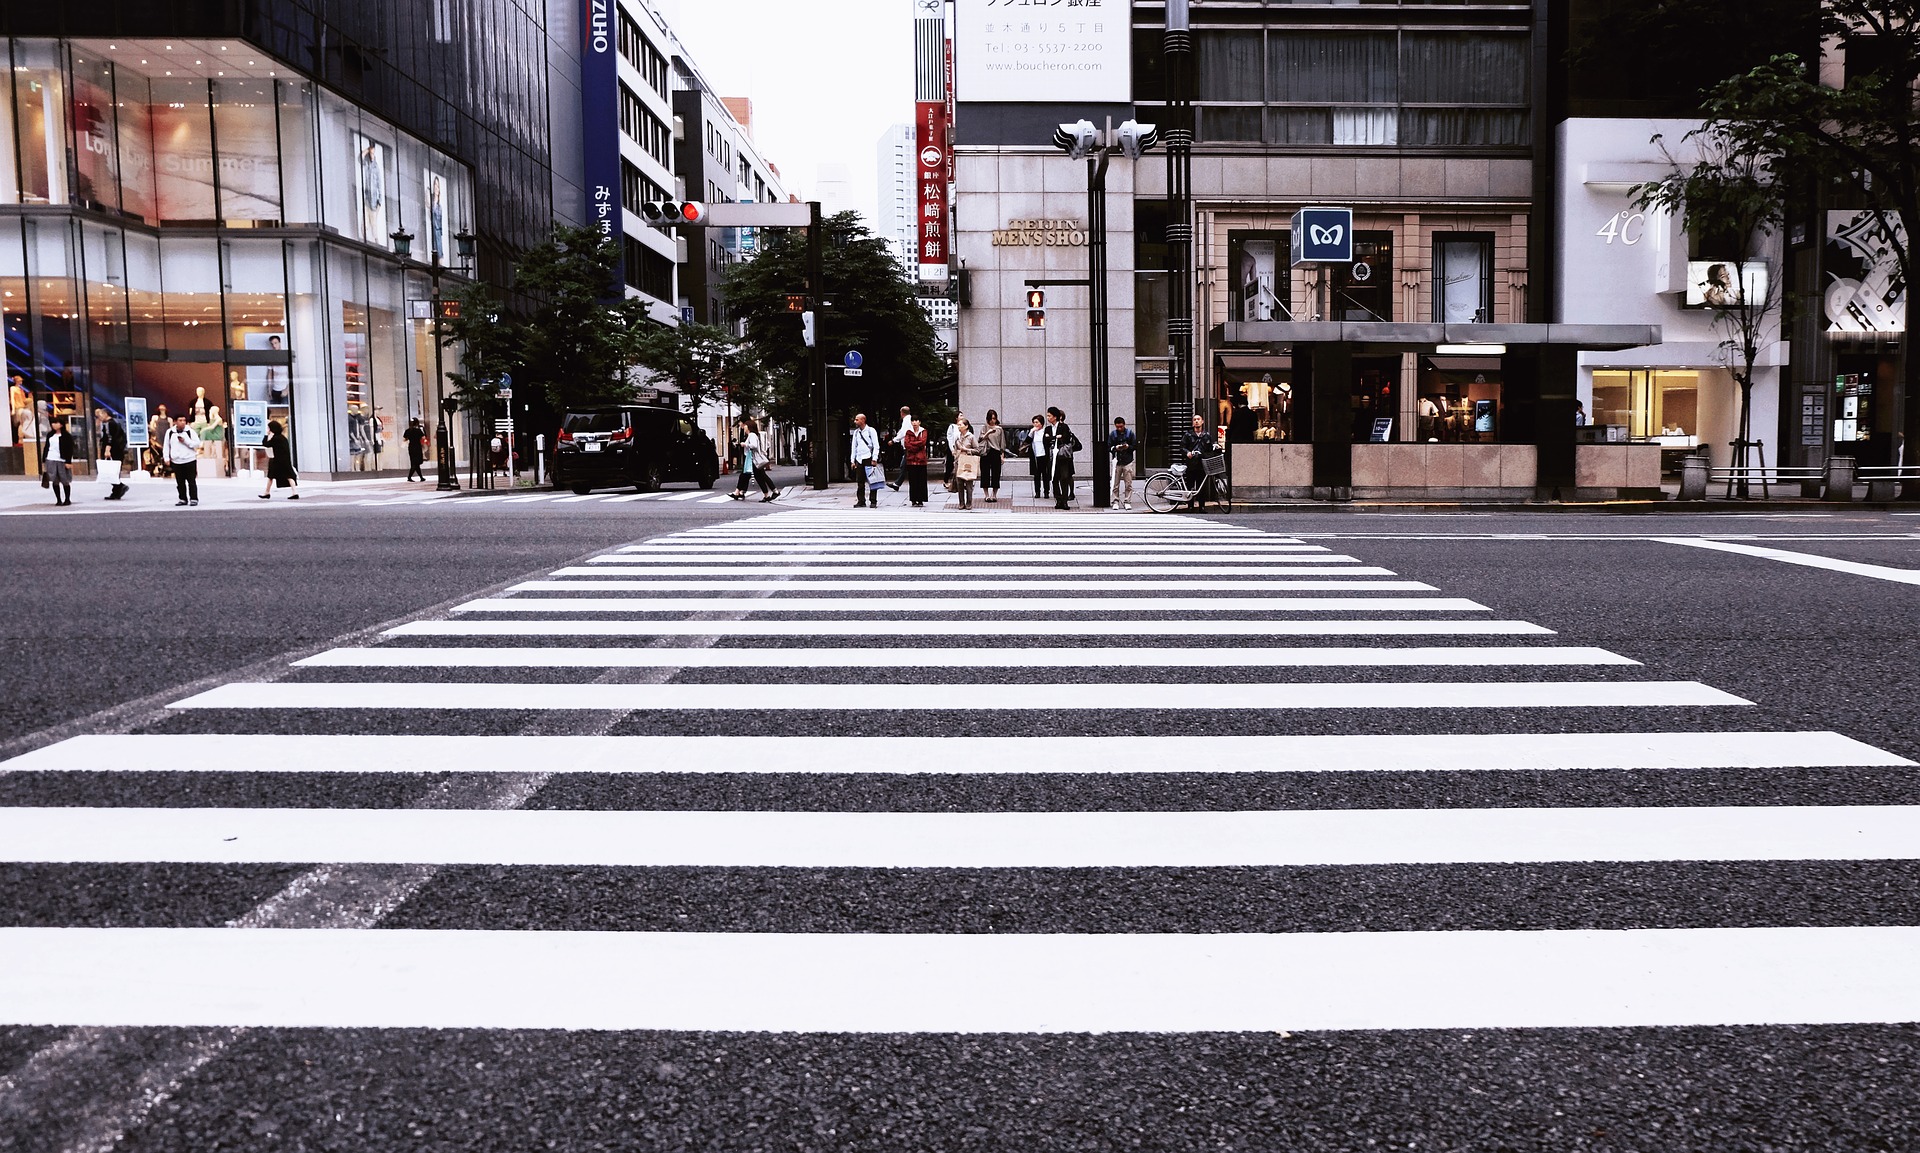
[259,420,299,499]
[901,417,931,507]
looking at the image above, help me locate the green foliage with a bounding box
[514,224,637,409]
[438,280,519,412]
[627,319,774,417]
[721,211,946,425]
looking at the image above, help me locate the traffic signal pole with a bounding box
[1087,132,1113,510]
[806,200,830,490]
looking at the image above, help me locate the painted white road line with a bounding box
[452,596,1490,613]
[589,553,1355,564]
[295,645,1634,670]
[601,492,670,502]
[7,805,1913,868]
[619,543,1332,553]
[388,618,1554,639]
[550,494,615,504]
[9,731,1902,777]
[508,579,1439,592]
[660,490,717,501]
[492,494,560,504]
[172,680,1748,711]
[5,926,1917,1032]
[547,566,1397,578]
[1658,537,1920,586]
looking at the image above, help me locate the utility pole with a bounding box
[1086,129,1113,510]
[1165,0,1195,410]
[806,200,830,489]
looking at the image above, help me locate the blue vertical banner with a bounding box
[583,0,622,287]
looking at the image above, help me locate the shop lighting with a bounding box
[1434,343,1506,356]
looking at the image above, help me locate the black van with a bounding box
[553,405,719,493]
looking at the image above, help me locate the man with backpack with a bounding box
[1108,416,1138,511]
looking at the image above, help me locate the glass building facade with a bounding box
[0,38,479,478]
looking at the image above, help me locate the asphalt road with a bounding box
[2,501,1919,1151]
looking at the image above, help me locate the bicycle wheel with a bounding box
[1142,471,1183,513]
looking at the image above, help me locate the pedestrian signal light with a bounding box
[1025,288,1046,330]
[801,310,817,348]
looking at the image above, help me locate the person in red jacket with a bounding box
[901,417,931,507]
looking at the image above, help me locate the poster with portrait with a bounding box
[423,171,449,264]
[244,332,289,402]
[1228,233,1288,322]
[1825,210,1907,333]
[353,133,388,246]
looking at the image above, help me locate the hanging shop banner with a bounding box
[916,100,949,284]
[1825,210,1906,333]
[953,0,1131,104]
[582,0,623,285]
[125,397,149,447]
[233,400,270,447]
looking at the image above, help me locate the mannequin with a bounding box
[191,387,211,422]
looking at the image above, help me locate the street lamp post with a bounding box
[1053,118,1158,509]
[395,227,475,492]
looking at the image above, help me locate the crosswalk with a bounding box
[2,510,1918,1125]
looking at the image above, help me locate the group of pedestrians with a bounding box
[33,408,298,507]
[851,405,1131,511]
[729,417,780,502]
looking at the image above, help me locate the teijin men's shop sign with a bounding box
[955,0,1131,104]
[993,219,1088,247]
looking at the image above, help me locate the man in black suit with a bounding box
[1043,406,1081,510]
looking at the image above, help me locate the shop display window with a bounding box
[0,63,16,205]
[70,50,119,214]
[152,78,218,224]
[1220,361,1297,443]
[1352,357,1400,443]
[1331,232,1393,322]
[213,79,283,224]
[1418,357,1504,442]
[1228,231,1292,322]
[115,70,156,224]
[12,43,68,205]
[1589,370,1700,444]
[1433,234,1493,324]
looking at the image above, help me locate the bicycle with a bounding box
[1142,453,1230,513]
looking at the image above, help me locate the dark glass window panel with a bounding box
[1268,33,1397,104]
[1199,106,1262,143]
[1136,200,1169,272]
[1399,109,1530,147]
[1195,31,1263,101]
[1400,33,1529,104]
[1266,108,1332,145]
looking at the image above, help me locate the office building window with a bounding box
[621,160,667,215]
[623,236,673,300]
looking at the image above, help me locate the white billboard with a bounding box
[955,0,1131,103]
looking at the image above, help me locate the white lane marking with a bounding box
[295,645,1634,670]
[620,543,1332,553]
[546,566,1397,578]
[590,553,1353,564]
[703,496,742,504]
[1657,537,1920,586]
[388,618,1554,639]
[447,495,515,504]
[662,490,718,501]
[7,805,1913,868]
[497,494,562,504]
[551,494,615,504]
[453,596,1490,613]
[508,579,1439,592]
[6,926,1917,1031]
[172,680,1748,711]
[603,492,670,503]
[9,731,1902,776]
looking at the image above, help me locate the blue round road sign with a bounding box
[843,351,863,370]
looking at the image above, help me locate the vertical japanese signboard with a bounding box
[915,100,949,284]
[583,0,622,285]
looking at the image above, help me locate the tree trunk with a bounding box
[1735,370,1754,499]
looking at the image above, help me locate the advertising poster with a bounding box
[353,132,388,245]
[125,397,149,447]
[1229,234,1286,322]
[245,332,289,402]
[1825,210,1907,333]
[232,400,269,447]
[954,0,1131,103]
[1683,261,1768,310]
[423,171,449,264]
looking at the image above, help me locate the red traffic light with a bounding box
[679,201,708,225]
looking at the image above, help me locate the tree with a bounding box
[513,224,638,410]
[1688,5,1920,494]
[722,211,946,428]
[627,319,774,420]
[437,279,520,412]
[1634,124,1787,496]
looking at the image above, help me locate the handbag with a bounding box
[97,458,121,485]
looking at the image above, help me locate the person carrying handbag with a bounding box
[849,413,883,508]
[41,416,77,506]
[979,410,1006,502]
[952,417,980,510]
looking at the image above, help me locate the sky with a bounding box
[655,0,917,227]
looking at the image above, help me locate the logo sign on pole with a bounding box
[125,397,149,446]
[1290,207,1354,266]
[233,400,269,447]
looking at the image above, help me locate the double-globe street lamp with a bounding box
[391,225,476,491]
[1049,118,1157,509]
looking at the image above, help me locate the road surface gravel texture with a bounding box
[1,498,1918,1152]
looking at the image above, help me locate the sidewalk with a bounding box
[0,471,452,514]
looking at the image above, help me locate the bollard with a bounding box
[534,434,545,487]
[1824,455,1855,503]
[1678,455,1708,501]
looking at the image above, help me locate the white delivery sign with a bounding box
[955,0,1131,104]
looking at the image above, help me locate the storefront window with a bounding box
[12,41,69,205]
[223,239,289,425]
[1220,359,1297,443]
[70,49,120,213]
[2,218,29,472]
[1331,231,1393,322]
[152,78,217,224]
[1418,356,1503,443]
[278,81,319,225]
[115,69,157,223]
[79,221,129,355]
[0,62,17,205]
[1352,356,1400,442]
[1590,369,1700,443]
[1433,234,1493,323]
[213,79,282,224]
[1228,231,1291,321]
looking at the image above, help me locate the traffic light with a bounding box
[1053,120,1098,160]
[640,201,708,228]
[801,310,816,348]
[1025,288,1046,330]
